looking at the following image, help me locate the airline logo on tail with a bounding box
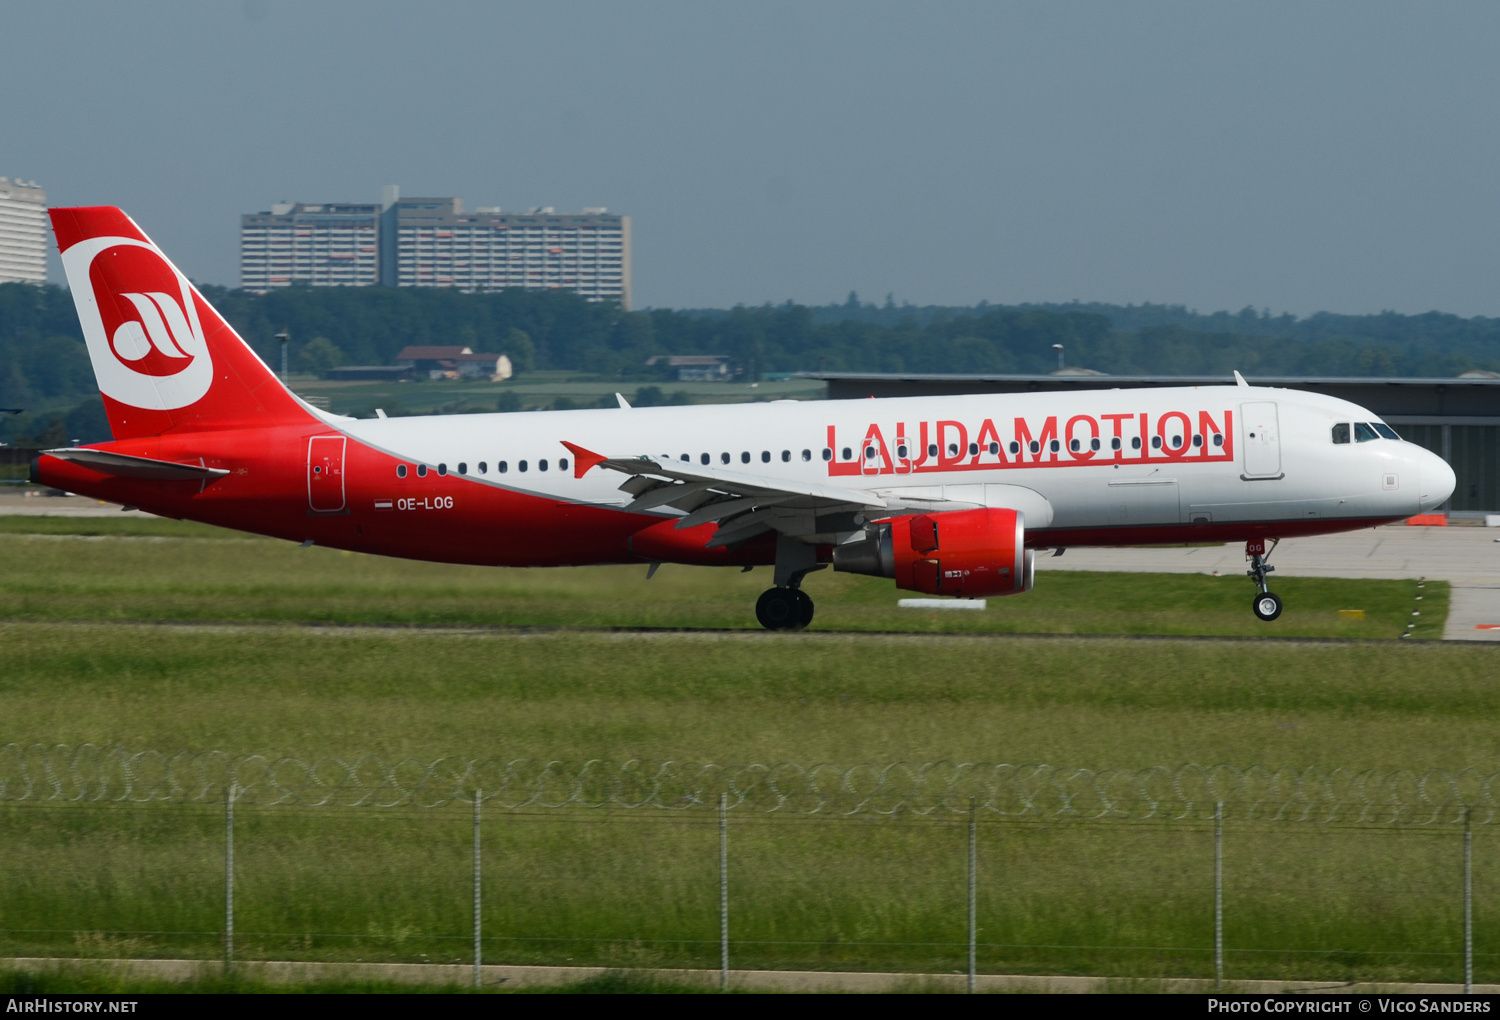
[60,236,213,410]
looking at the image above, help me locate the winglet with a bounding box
[562,441,608,478]
[616,392,631,409]
[1233,370,1249,388]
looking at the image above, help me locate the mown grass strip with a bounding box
[0,527,1447,638]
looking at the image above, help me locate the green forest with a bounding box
[5,280,1500,446]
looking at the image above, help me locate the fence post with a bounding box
[474,790,483,989]
[719,791,729,992]
[1215,801,1224,992]
[225,783,235,974]
[1465,807,1473,994]
[968,799,977,994]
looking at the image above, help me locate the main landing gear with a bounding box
[756,586,815,631]
[756,534,823,631]
[1247,538,1283,622]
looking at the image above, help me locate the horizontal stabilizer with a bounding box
[44,448,230,481]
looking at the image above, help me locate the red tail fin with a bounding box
[51,206,316,439]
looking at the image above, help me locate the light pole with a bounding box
[276,330,290,382]
[1052,343,1064,372]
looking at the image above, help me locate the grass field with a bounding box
[0,515,1494,986]
[0,516,1447,639]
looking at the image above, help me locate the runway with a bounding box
[1037,524,1500,641]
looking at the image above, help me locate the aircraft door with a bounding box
[308,435,347,512]
[1240,402,1282,478]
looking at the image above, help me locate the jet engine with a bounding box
[831,508,1034,598]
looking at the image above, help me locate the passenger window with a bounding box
[397,464,407,479]
[681,454,690,461]
[1028,441,1040,454]
[1090,438,1100,451]
[948,443,959,456]
[841,447,852,460]
[1213,433,1223,447]
[1331,423,1350,445]
[968,443,979,456]
[498,461,508,473]
[1354,422,1379,443]
[1151,437,1162,450]
[865,447,877,460]
[782,450,791,462]
[701,453,710,465]
[820,449,831,461]
[1373,423,1400,440]
[1111,437,1121,451]
[928,444,938,457]
[762,451,771,463]
[1192,435,1202,448]
[417,465,428,478]
[1009,442,1020,455]
[721,452,730,464]
[458,462,467,475]
[1131,437,1141,450]
[539,459,549,471]
[438,463,448,476]
[1069,438,1080,452]
[478,462,487,474]
[559,458,569,471]
[1049,440,1060,453]
[1170,435,1182,449]
[741,452,751,464]
[897,444,908,458]
[989,442,1000,455]
[519,460,528,472]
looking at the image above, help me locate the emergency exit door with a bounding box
[307,435,347,512]
[1240,402,1282,478]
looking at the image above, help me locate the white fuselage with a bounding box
[331,383,1453,541]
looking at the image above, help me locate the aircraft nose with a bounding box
[1417,447,1456,512]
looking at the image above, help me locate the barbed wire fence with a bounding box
[5,743,1500,824]
[0,744,1494,991]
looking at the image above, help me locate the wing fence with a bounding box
[1,743,1496,824]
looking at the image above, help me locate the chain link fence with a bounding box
[2,744,1496,990]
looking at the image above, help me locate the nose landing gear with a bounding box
[1246,538,1282,621]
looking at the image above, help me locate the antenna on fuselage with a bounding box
[616,392,632,409]
[1233,370,1249,388]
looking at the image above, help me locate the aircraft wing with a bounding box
[564,442,887,548]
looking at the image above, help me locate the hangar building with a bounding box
[804,373,1500,517]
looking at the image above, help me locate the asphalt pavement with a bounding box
[1036,524,1500,641]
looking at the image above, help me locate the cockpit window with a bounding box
[1354,422,1379,443]
[1331,423,1350,445]
[1373,423,1400,441]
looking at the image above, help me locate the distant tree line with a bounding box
[6,280,1500,445]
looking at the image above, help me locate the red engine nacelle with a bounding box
[831,507,1035,598]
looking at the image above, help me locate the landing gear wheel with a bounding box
[1252,592,1283,622]
[756,587,802,631]
[794,589,815,629]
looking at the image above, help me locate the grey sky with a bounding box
[3,1,1498,316]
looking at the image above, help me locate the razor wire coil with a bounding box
[1,743,1496,824]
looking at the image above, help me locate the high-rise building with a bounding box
[386,193,630,308]
[239,202,381,292]
[242,188,631,307]
[0,177,47,285]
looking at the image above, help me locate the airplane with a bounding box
[30,206,1457,630]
